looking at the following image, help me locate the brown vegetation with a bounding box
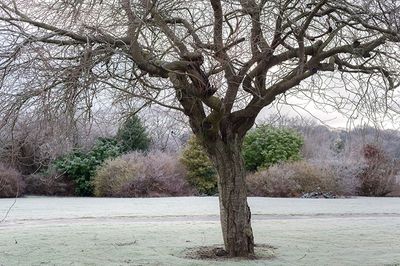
[247,161,342,197]
[24,168,75,196]
[0,163,25,198]
[357,145,399,196]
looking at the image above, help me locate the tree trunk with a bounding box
[206,135,255,257]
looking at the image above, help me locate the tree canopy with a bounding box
[1,0,399,136]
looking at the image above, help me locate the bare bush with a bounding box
[93,151,195,197]
[0,163,25,198]
[24,167,75,196]
[246,165,300,197]
[315,159,365,196]
[247,161,341,197]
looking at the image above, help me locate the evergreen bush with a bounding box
[180,137,218,195]
[243,125,303,171]
[54,138,121,196]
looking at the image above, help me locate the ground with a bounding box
[0,197,400,265]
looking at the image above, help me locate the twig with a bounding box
[1,180,19,223]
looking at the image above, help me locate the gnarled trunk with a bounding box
[205,135,254,257]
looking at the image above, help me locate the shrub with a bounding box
[24,167,75,196]
[316,159,364,196]
[0,163,25,198]
[93,151,195,197]
[93,155,138,197]
[289,162,339,193]
[180,136,218,195]
[246,161,341,197]
[243,125,304,171]
[117,115,150,152]
[54,138,121,196]
[246,165,300,197]
[357,144,399,196]
[389,175,400,196]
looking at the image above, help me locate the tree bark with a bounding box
[205,134,255,257]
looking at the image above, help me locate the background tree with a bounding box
[117,115,150,153]
[1,0,400,257]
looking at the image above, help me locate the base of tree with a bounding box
[181,244,276,261]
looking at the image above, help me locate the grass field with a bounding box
[1,197,400,265]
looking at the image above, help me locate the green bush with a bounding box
[180,136,218,195]
[117,115,150,152]
[54,138,121,196]
[243,125,304,171]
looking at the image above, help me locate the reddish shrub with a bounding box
[0,163,25,198]
[357,144,399,196]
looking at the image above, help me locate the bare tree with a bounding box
[1,0,400,256]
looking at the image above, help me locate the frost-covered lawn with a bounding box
[1,197,400,265]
